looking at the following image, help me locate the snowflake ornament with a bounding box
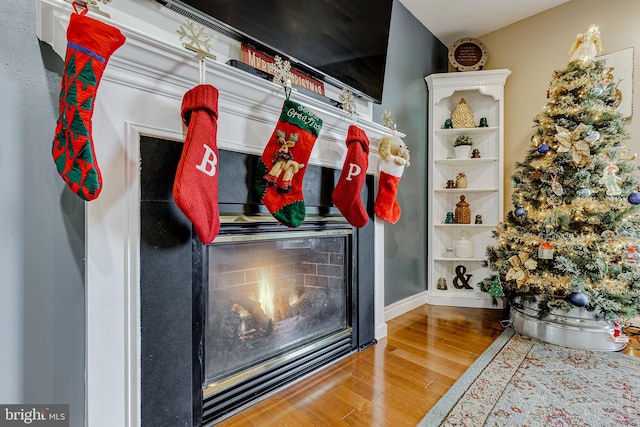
[382,108,397,132]
[80,0,112,18]
[269,56,294,88]
[339,88,357,115]
[177,20,215,61]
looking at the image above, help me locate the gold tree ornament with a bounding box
[603,67,624,108]
[506,252,538,286]
[568,24,602,64]
[555,124,591,167]
[451,98,476,128]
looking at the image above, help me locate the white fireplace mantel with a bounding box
[36,0,395,425]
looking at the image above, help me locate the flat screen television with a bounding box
[155,0,394,103]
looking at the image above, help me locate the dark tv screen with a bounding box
[157,0,393,103]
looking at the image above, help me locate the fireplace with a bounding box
[37,1,394,425]
[198,219,355,423]
[139,139,374,425]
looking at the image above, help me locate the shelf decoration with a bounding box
[453,134,473,159]
[444,212,455,224]
[455,171,467,189]
[451,98,476,128]
[454,195,471,224]
[454,230,473,258]
[452,265,473,289]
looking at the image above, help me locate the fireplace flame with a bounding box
[289,290,299,306]
[258,272,275,318]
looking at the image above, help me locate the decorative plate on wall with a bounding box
[448,37,488,71]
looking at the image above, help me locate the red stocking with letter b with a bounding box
[173,84,221,244]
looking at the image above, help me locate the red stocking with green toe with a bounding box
[255,99,323,227]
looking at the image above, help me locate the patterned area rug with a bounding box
[418,328,640,426]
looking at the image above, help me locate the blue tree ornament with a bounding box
[576,187,592,198]
[537,143,551,154]
[569,292,589,307]
[628,190,640,205]
[514,205,527,218]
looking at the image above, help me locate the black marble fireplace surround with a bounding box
[139,136,376,426]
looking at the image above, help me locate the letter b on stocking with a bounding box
[196,143,217,177]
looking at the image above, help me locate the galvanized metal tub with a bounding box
[510,298,625,352]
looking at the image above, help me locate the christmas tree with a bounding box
[481,25,640,321]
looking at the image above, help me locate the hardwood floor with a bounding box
[216,304,508,426]
[216,304,640,426]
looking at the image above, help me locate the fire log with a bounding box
[225,293,274,335]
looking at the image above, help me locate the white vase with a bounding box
[454,145,472,159]
[454,236,473,258]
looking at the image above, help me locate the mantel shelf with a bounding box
[36,0,401,175]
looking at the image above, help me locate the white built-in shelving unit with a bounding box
[425,69,511,308]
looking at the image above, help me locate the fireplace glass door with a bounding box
[203,227,351,389]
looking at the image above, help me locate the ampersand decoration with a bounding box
[453,265,473,289]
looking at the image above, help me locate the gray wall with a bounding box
[0,0,444,423]
[374,0,448,305]
[0,1,85,426]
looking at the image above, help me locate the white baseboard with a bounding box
[384,291,428,322]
